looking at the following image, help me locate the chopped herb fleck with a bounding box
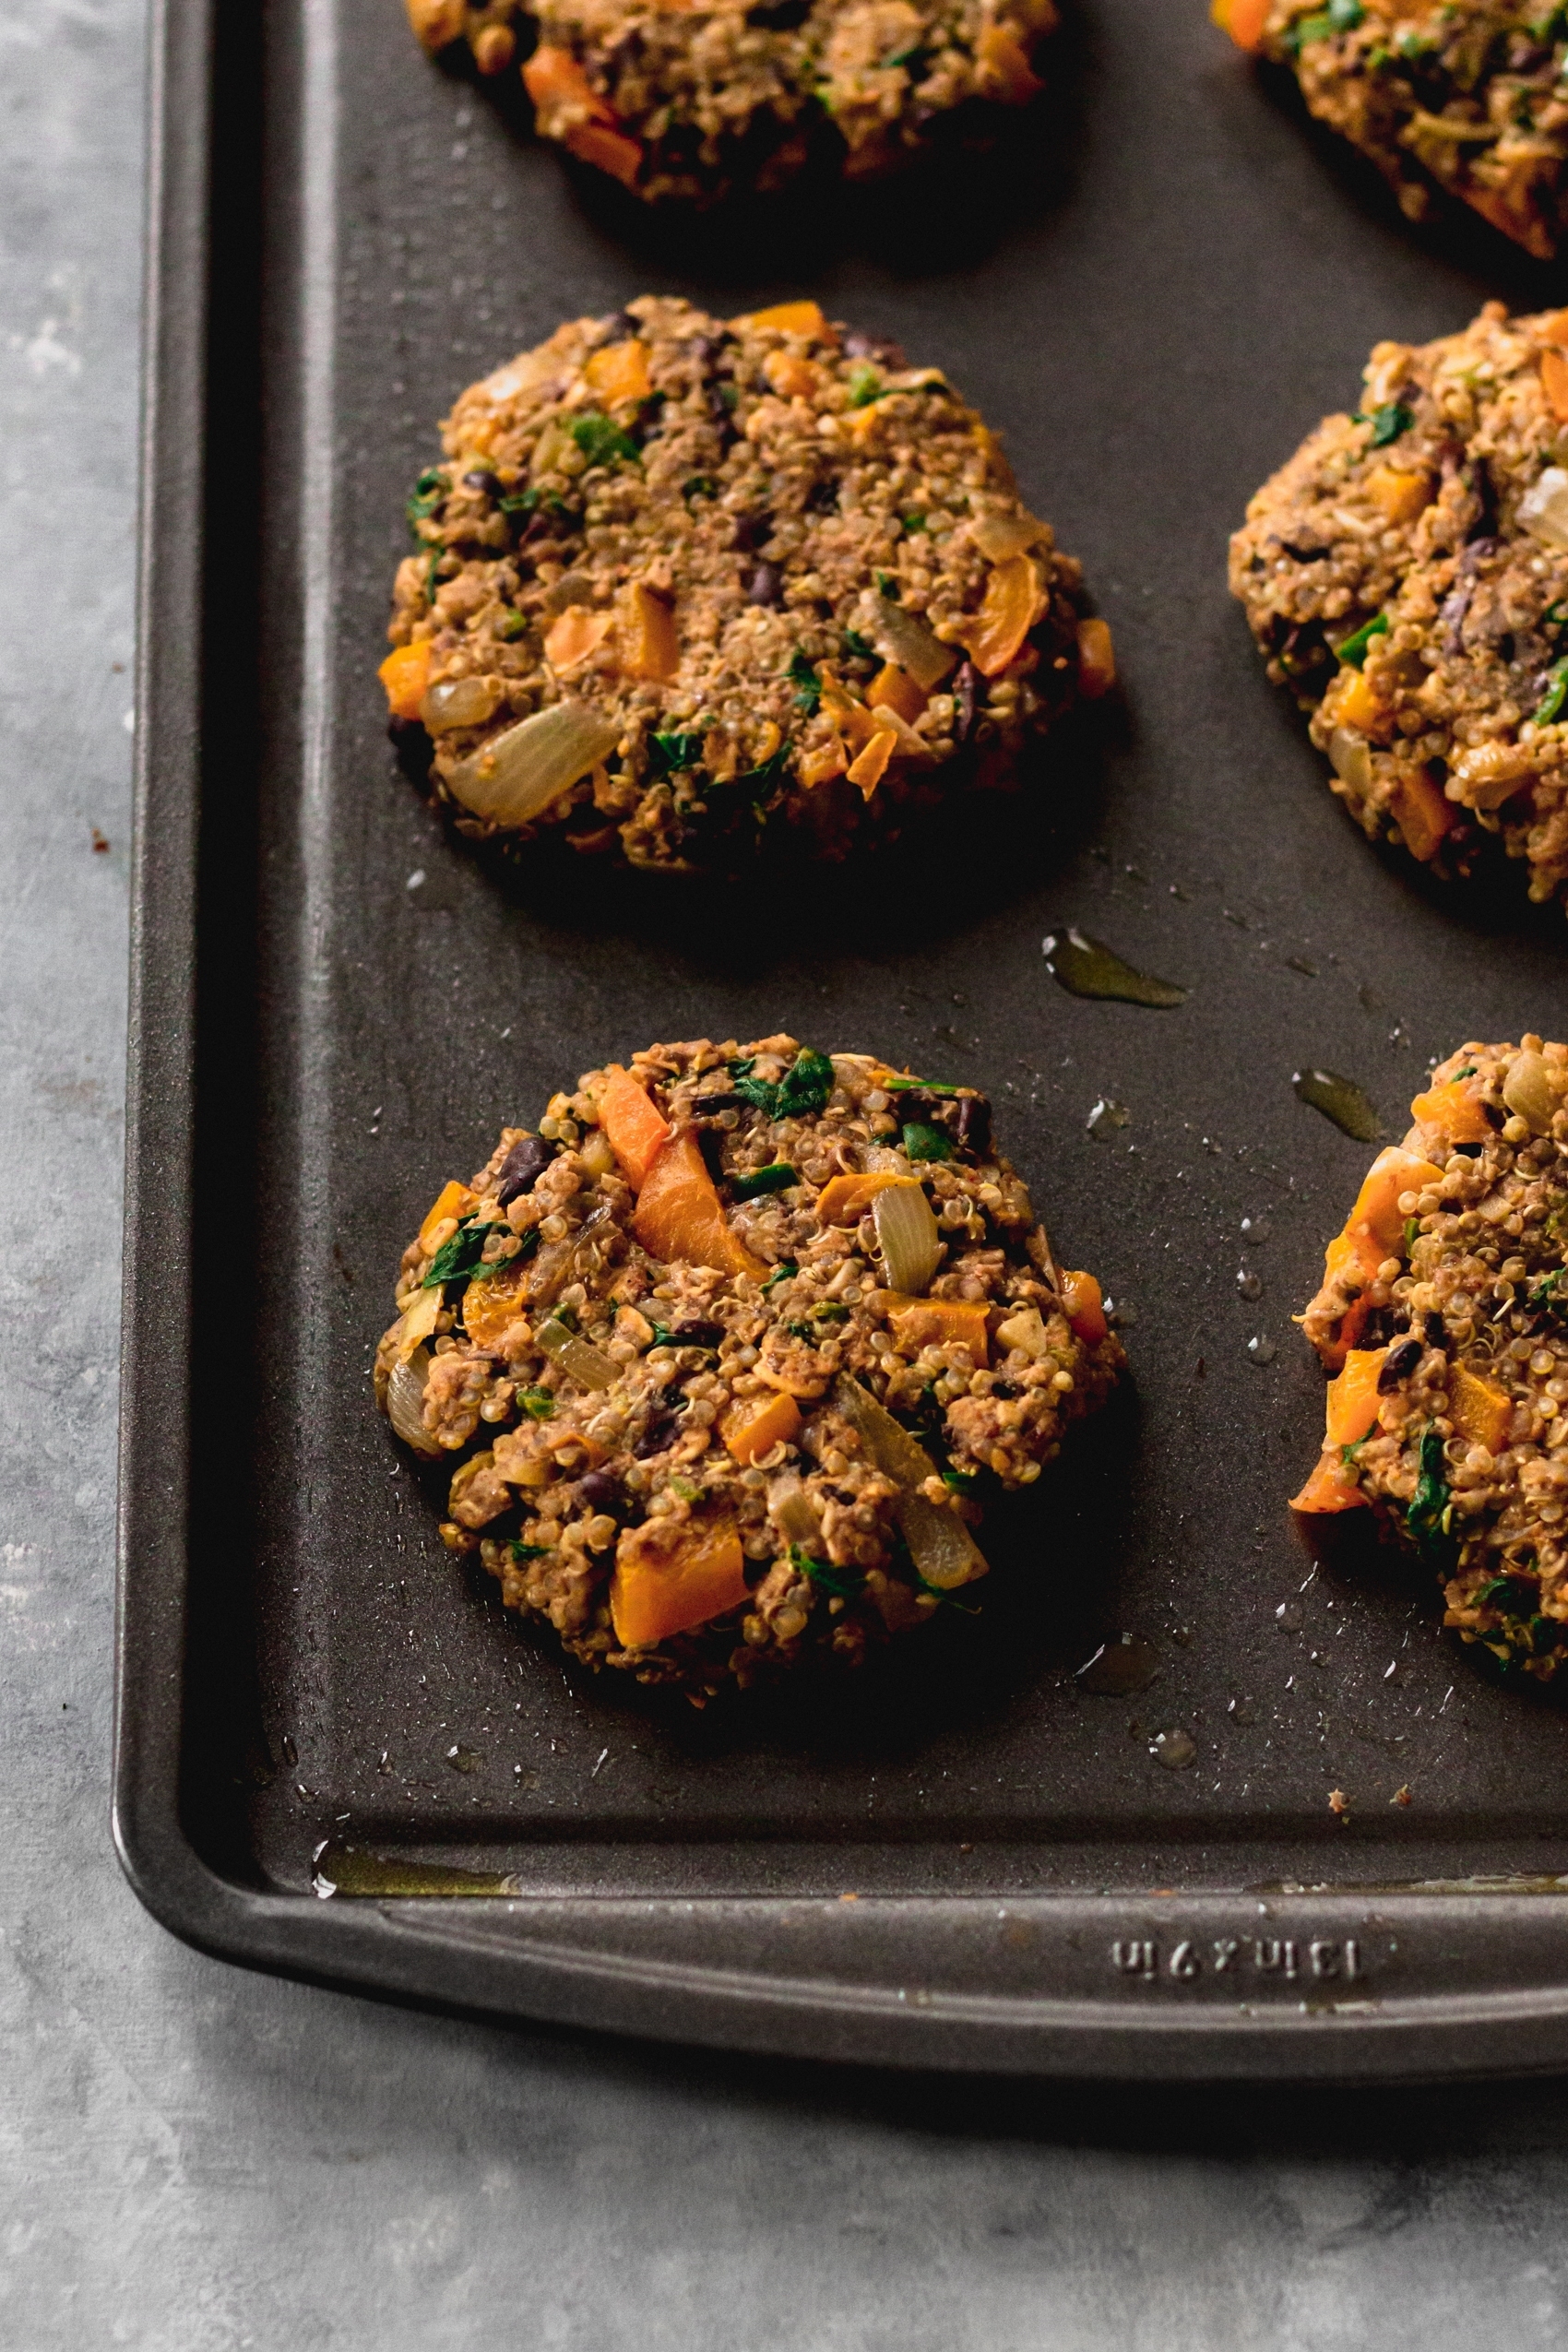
[422,1217,507,1288]
[847,362,884,409]
[788,649,822,714]
[518,1388,556,1420]
[569,411,641,469]
[493,610,529,642]
[668,1474,702,1503]
[1407,1423,1456,1569]
[1335,611,1389,670]
[731,1162,798,1200]
[649,729,706,775]
[1536,658,1568,727]
[900,512,927,533]
[761,1261,798,1293]
[1404,1217,1420,1254]
[1358,399,1414,448]
[730,1046,836,1120]
[902,1121,953,1161]
[789,1544,864,1598]
[683,474,719,500]
[841,628,874,660]
[509,1539,552,1561]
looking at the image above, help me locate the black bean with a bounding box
[387,714,434,786]
[462,469,504,500]
[598,310,640,344]
[731,512,772,552]
[1467,457,1499,543]
[690,1091,746,1114]
[956,1094,992,1156]
[992,1382,1019,1399]
[671,1320,724,1349]
[746,563,784,608]
[576,1469,630,1520]
[634,1405,685,1458]
[892,1090,937,1123]
[1424,1311,1448,1348]
[953,660,978,745]
[496,1133,557,1207]
[804,478,839,514]
[695,1125,728,1185]
[1378,1336,1424,1392]
[843,330,907,368]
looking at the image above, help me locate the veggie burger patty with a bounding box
[404,0,1057,205]
[1230,302,1568,913]
[378,294,1112,876]
[1293,1038,1568,1681]
[1216,1,1568,261]
[375,1036,1123,1696]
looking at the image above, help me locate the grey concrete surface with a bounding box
[8,1,1568,2345]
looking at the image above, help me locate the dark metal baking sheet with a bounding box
[118,0,1568,2077]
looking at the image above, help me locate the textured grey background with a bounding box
[8,0,1568,2344]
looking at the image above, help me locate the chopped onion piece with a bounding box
[536,1318,617,1391]
[835,1374,988,1591]
[421,674,501,733]
[1503,1049,1554,1133]
[860,596,956,690]
[446,701,620,828]
[395,1288,442,1360]
[971,510,1047,564]
[873,1180,941,1296]
[386,1346,442,1455]
[767,1473,821,1548]
[1328,725,1372,796]
[1520,467,1568,552]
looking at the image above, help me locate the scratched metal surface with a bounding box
[14,0,1568,2334]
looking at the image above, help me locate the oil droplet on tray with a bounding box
[1247,1336,1277,1364]
[1075,1633,1161,1694]
[1087,1098,1130,1137]
[313,1841,519,1898]
[1276,1600,1303,1633]
[1150,1728,1197,1770]
[1293,1067,1382,1143]
[445,1744,481,1775]
[1237,1270,1263,1301]
[1044,929,1188,1009]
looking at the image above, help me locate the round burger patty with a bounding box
[1293,1037,1568,1681]
[375,1036,1123,1697]
[1217,2,1568,261]
[378,294,1112,876]
[404,0,1058,205]
[1231,303,1568,912]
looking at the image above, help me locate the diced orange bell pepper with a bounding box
[815,1170,907,1226]
[564,121,644,186]
[1290,1452,1369,1514]
[733,301,826,340]
[886,1296,991,1362]
[544,607,613,670]
[418,1179,479,1253]
[720,1390,803,1467]
[846,729,897,797]
[406,0,465,53]
[617,583,680,683]
[764,351,822,401]
[974,23,1043,102]
[1540,310,1568,349]
[610,1515,751,1648]
[1076,617,1116,699]
[380,639,433,720]
[1450,1362,1512,1455]
[1365,467,1432,526]
[1061,1268,1109,1347]
[1317,1146,1443,1364]
[1330,665,1384,735]
[1212,0,1270,53]
[952,556,1046,678]
[798,735,849,789]
[868,663,928,725]
[584,338,651,406]
[461,1254,534,1349]
[1324,1348,1388,1449]
[523,42,606,118]
[1409,1078,1492,1145]
[597,1064,673,1191]
[635,1131,767,1280]
[1389,766,1454,863]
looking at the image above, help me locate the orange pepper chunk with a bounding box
[379,639,433,720]
[1211,0,1269,52]
[418,1179,479,1253]
[1450,1362,1512,1455]
[544,606,613,670]
[952,556,1046,678]
[886,1296,990,1362]
[1330,665,1384,736]
[1076,617,1116,699]
[733,301,826,339]
[1389,765,1454,863]
[461,1254,534,1349]
[584,338,651,406]
[974,23,1043,101]
[1409,1078,1492,1146]
[635,1131,767,1280]
[1290,1453,1369,1514]
[1365,467,1432,525]
[845,728,897,797]
[1541,309,1568,349]
[869,663,928,725]
[523,42,608,119]
[1061,1268,1109,1347]
[611,1516,751,1648]
[597,1064,673,1191]
[1317,1146,1443,1364]
[798,735,848,788]
[564,121,644,185]
[617,582,680,683]
[1324,1348,1388,1449]
[406,0,465,52]
[815,1170,907,1226]
[720,1390,803,1466]
[764,351,823,401]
